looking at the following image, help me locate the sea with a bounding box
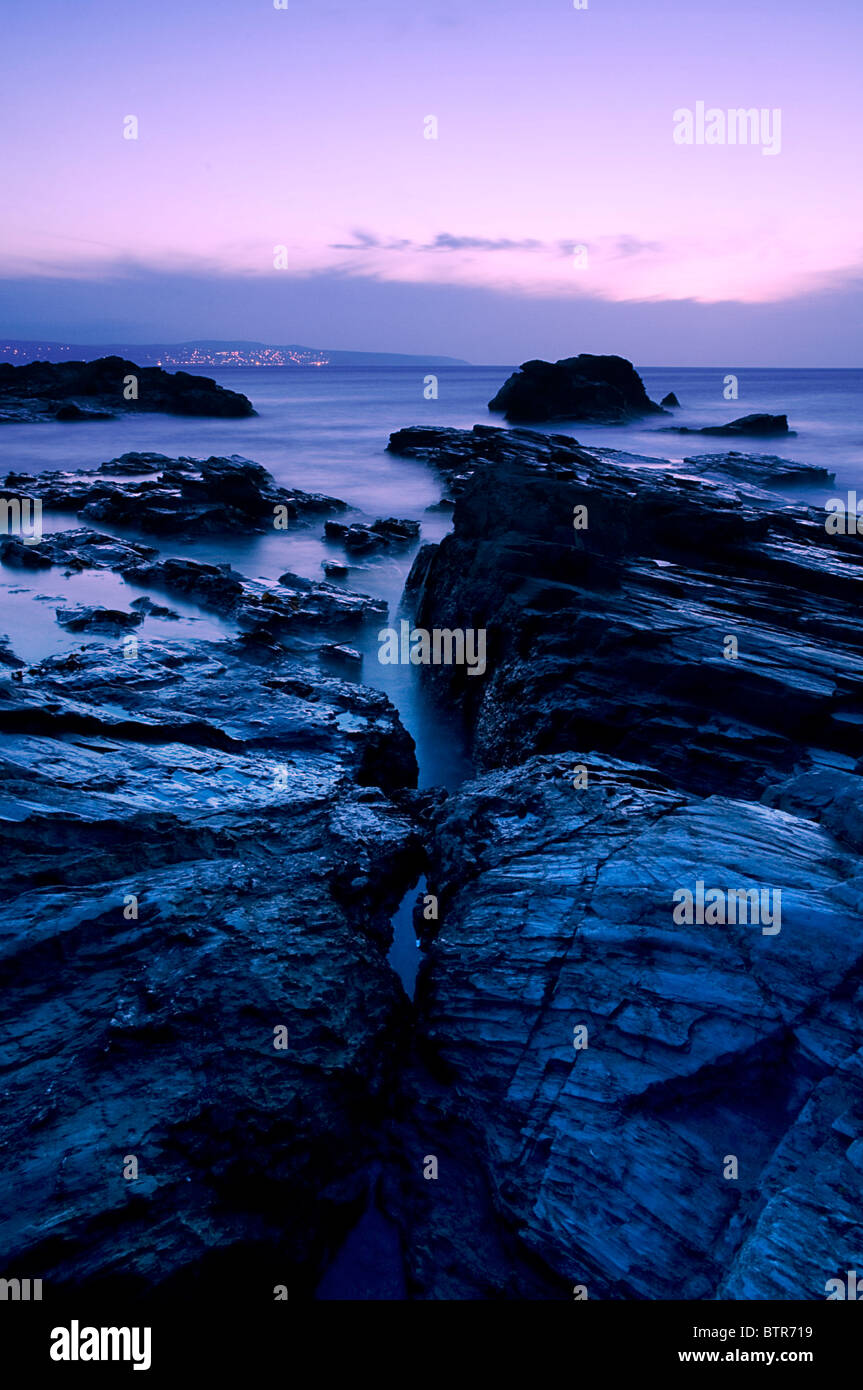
[2,364,861,794]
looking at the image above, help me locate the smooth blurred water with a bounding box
[1,365,860,788]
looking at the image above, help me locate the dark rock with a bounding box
[325,517,420,554]
[54,404,115,422]
[402,424,863,796]
[0,634,24,668]
[370,517,421,543]
[661,391,681,407]
[683,451,833,490]
[4,455,347,537]
[418,752,863,1298]
[56,604,145,634]
[661,413,796,438]
[323,561,350,579]
[129,596,181,619]
[1,528,158,573]
[0,356,255,422]
[0,637,423,1293]
[487,354,666,424]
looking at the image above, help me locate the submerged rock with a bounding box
[488,354,666,424]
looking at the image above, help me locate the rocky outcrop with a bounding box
[395,422,863,1298]
[661,413,795,438]
[3,453,346,536]
[0,357,255,422]
[415,753,863,1299]
[0,636,424,1295]
[488,355,666,424]
[398,425,863,793]
[661,391,681,407]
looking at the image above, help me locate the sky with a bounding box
[1,0,861,363]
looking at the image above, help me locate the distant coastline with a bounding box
[0,338,471,369]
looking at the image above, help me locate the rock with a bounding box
[661,391,681,407]
[402,424,863,796]
[487,354,666,424]
[370,518,421,543]
[129,596,181,619]
[1,528,157,573]
[0,637,424,1293]
[0,634,24,668]
[325,521,388,554]
[0,356,255,422]
[683,452,833,490]
[323,561,350,579]
[661,413,796,438]
[97,452,181,475]
[417,752,863,1298]
[324,518,420,553]
[54,404,115,422]
[321,643,363,667]
[55,605,145,634]
[4,455,347,537]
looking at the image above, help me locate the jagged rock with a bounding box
[1,528,157,573]
[324,517,420,553]
[487,354,666,424]
[661,391,681,407]
[661,413,796,438]
[0,637,423,1294]
[0,356,255,422]
[417,752,863,1299]
[4,455,347,536]
[402,424,863,796]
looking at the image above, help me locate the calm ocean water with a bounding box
[1,365,861,787]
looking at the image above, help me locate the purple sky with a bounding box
[2,0,861,362]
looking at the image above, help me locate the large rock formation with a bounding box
[0,357,255,422]
[488,354,666,424]
[394,422,863,1298]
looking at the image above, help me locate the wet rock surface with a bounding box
[0,631,427,1295]
[0,357,255,422]
[4,452,347,536]
[3,413,862,1301]
[397,423,863,1297]
[416,754,863,1299]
